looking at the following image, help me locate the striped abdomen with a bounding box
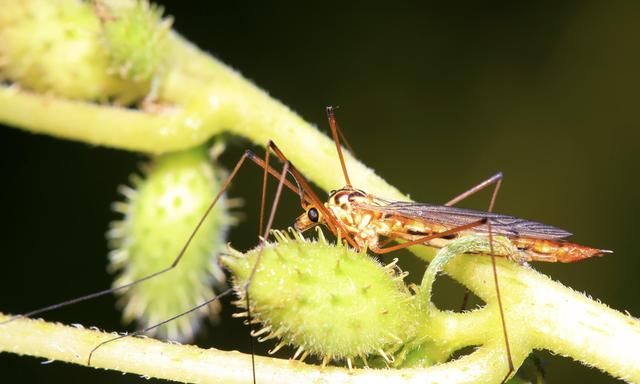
[510,237,611,263]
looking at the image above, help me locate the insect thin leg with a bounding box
[88,149,298,381]
[459,290,471,312]
[326,106,352,187]
[244,161,291,384]
[325,106,356,156]
[1,150,300,325]
[483,178,515,384]
[87,287,236,365]
[0,152,252,324]
[370,218,489,254]
[444,172,503,311]
[444,172,503,207]
[259,146,271,236]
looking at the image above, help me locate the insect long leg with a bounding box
[370,218,489,254]
[326,106,352,187]
[483,177,516,384]
[251,145,272,382]
[0,149,301,325]
[441,172,504,311]
[444,172,503,207]
[245,161,291,384]
[87,286,235,364]
[443,171,515,382]
[442,170,514,382]
[258,144,271,236]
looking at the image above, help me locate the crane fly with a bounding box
[3,106,611,384]
[294,187,609,263]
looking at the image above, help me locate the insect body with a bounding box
[295,186,610,263]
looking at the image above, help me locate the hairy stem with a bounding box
[0,312,507,384]
[2,245,638,383]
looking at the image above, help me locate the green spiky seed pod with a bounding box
[0,0,166,103]
[222,229,422,367]
[108,146,233,341]
[99,0,171,83]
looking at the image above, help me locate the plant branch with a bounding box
[0,303,522,383]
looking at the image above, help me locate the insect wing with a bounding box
[358,200,573,240]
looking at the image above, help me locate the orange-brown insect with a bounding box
[294,108,610,263]
[294,181,610,263]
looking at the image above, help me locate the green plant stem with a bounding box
[2,249,639,383]
[0,85,170,151]
[1,9,639,384]
[2,312,508,384]
[412,246,640,382]
[0,31,402,200]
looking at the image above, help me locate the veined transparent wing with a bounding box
[358,200,573,240]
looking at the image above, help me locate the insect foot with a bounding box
[222,229,427,368]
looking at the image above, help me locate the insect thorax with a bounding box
[326,188,389,250]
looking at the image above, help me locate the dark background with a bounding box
[1,2,638,383]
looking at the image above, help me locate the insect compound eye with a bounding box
[307,207,320,223]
